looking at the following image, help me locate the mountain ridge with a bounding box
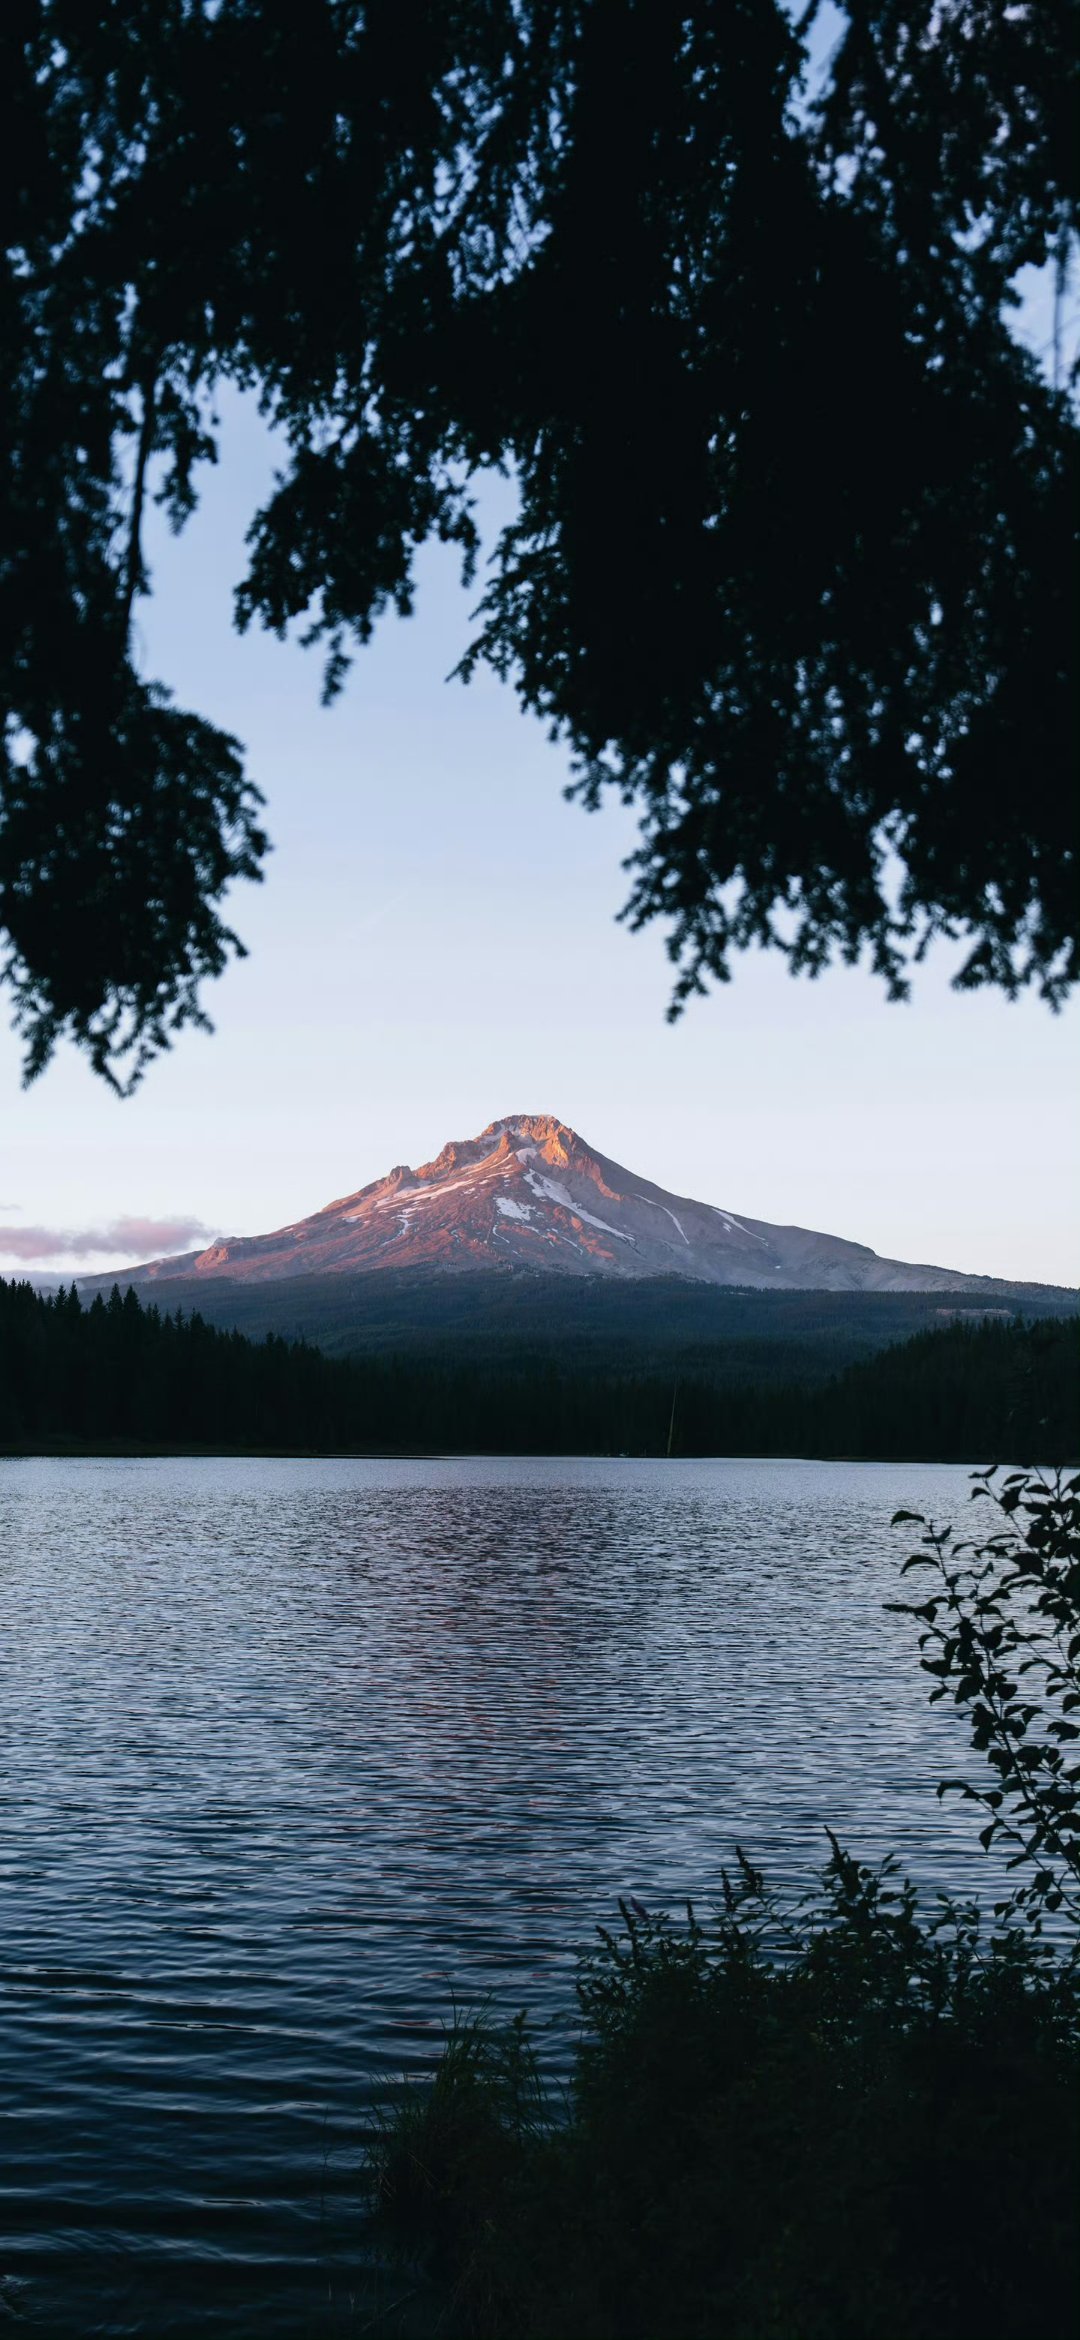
[79,1113,1065,1298]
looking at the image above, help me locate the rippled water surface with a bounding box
[0,1455,996,2333]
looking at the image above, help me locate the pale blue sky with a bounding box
[0,388,1076,1287]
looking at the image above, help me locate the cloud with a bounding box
[0,1215,213,1264]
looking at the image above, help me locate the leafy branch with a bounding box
[890,1467,1080,1923]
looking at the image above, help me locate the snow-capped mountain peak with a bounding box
[94,1113,1026,1295]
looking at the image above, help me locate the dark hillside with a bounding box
[71,1269,1078,1385]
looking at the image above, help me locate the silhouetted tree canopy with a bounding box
[3,1,1076,1083]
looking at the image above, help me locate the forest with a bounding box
[0,1278,1075,1462]
[113,1265,1076,1373]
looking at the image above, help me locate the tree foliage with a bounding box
[893,1467,1080,1923]
[3,0,1077,1079]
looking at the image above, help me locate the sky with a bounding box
[1,387,1077,1290]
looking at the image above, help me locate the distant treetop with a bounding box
[2,0,1076,1084]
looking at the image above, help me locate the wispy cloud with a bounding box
[0,1216,212,1264]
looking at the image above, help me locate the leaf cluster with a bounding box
[2,2,1077,1077]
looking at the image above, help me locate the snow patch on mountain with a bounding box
[635,1195,691,1245]
[522,1169,632,1242]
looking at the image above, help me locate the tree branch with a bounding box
[121,365,158,644]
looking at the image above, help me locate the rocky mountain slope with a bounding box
[93,1114,1045,1295]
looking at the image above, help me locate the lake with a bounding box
[0,1455,1000,2335]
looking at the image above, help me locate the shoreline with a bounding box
[2,1443,1070,1465]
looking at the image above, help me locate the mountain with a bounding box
[85,1113,1059,1297]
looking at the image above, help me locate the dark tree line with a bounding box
[2,2,1075,1083]
[0,1279,1074,1459]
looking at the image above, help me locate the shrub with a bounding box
[368,1851,1078,2337]
[366,1469,1080,2338]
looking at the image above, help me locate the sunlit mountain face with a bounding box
[91,1115,1030,1295]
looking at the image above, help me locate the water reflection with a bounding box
[0,1455,993,2335]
